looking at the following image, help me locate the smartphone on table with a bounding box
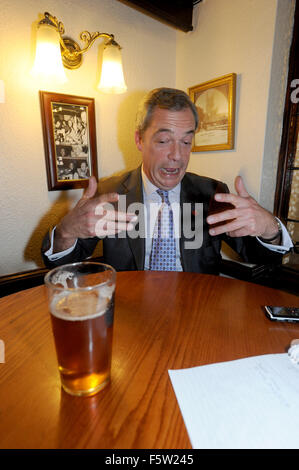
[264,306,299,322]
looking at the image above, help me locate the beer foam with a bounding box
[51,290,112,321]
[99,284,114,299]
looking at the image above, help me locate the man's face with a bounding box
[135,107,195,190]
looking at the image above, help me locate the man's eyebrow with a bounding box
[154,128,195,135]
[155,128,172,134]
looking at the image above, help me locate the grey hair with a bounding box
[135,87,199,135]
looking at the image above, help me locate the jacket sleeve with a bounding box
[224,234,283,265]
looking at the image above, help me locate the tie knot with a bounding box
[156,189,170,204]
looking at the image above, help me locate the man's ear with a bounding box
[134,130,143,151]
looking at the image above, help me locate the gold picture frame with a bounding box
[188,73,236,152]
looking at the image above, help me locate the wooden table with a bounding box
[0,271,299,449]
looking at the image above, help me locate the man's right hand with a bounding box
[53,176,136,253]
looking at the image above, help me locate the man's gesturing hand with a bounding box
[206,176,280,240]
[53,176,136,253]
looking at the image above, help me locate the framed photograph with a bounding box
[39,91,98,190]
[188,73,236,152]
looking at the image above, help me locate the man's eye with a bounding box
[183,140,192,145]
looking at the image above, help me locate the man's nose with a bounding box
[168,141,181,161]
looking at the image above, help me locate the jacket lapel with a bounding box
[120,166,145,270]
[179,174,210,272]
[180,177,194,272]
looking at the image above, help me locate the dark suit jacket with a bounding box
[41,167,282,273]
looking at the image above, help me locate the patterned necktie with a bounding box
[149,189,177,271]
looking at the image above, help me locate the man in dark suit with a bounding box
[42,88,292,272]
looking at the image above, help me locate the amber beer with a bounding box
[45,262,116,397]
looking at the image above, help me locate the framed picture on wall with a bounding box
[188,73,236,152]
[39,91,98,191]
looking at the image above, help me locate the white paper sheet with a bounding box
[168,354,299,449]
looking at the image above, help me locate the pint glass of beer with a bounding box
[45,262,116,397]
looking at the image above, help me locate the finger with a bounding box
[214,192,240,206]
[93,194,120,214]
[207,208,238,225]
[95,219,135,237]
[234,175,250,198]
[209,217,250,236]
[101,209,138,222]
[82,176,98,200]
[214,191,252,208]
[95,201,137,221]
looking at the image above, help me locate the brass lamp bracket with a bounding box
[61,38,83,69]
[39,12,121,70]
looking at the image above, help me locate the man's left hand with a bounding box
[206,176,280,239]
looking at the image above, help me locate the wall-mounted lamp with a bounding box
[32,12,127,93]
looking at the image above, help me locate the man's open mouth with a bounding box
[161,168,180,175]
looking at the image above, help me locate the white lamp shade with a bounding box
[98,44,127,94]
[31,24,67,83]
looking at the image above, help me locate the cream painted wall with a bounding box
[0,0,176,275]
[176,0,294,207]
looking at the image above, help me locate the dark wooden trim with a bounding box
[116,0,194,32]
[0,257,105,298]
[219,260,299,296]
[219,259,270,281]
[0,268,49,298]
[270,265,299,296]
[274,0,299,221]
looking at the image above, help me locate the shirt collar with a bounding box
[141,165,181,200]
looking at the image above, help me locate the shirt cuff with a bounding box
[257,218,293,254]
[44,226,78,261]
